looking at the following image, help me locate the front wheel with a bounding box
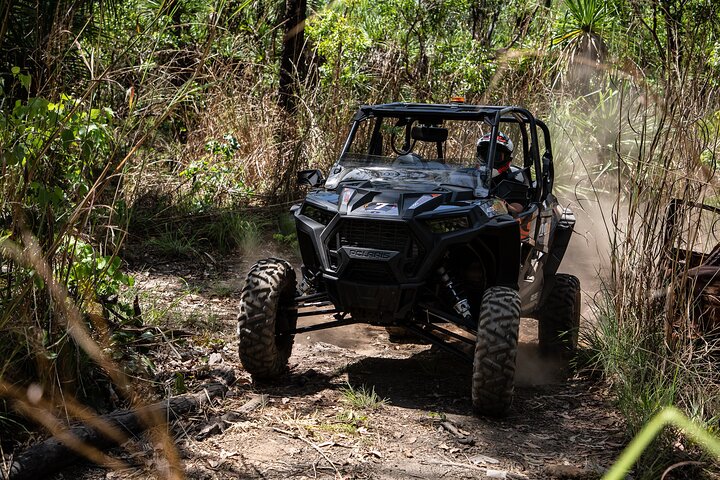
[537,274,581,355]
[472,286,521,417]
[237,258,298,380]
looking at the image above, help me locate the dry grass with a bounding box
[579,75,720,478]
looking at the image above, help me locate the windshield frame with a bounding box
[325,153,492,194]
[337,104,550,202]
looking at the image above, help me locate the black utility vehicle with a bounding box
[238,103,580,416]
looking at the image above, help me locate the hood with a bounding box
[304,182,507,221]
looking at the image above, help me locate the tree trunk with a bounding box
[278,0,308,113]
[660,0,683,79]
[485,7,500,48]
[469,1,501,48]
[470,2,482,41]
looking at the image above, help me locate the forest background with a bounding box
[1,0,720,478]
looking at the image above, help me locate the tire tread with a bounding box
[472,286,521,417]
[237,258,297,380]
[537,274,581,354]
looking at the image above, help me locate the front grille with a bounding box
[328,219,425,278]
[345,260,394,283]
[337,219,409,251]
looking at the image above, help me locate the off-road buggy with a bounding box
[663,198,720,343]
[238,103,581,416]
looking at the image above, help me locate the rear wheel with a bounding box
[472,286,520,417]
[537,274,581,354]
[237,258,297,380]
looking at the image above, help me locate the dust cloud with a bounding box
[559,194,613,320]
[511,194,615,386]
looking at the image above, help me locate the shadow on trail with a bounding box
[345,348,473,413]
[345,342,572,413]
[251,340,573,417]
[249,347,473,415]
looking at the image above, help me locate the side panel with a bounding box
[295,213,326,273]
[475,223,521,290]
[543,206,576,277]
[516,204,544,315]
[517,200,575,316]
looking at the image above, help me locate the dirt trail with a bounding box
[58,243,624,480]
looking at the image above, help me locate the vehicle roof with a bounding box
[353,103,536,123]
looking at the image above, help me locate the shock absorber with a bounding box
[437,264,473,324]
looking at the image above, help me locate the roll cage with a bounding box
[339,103,555,202]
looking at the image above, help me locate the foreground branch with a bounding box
[5,381,230,480]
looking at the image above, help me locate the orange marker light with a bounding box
[450,96,465,103]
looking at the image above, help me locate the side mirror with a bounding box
[297,169,325,187]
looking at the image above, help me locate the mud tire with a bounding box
[537,274,581,355]
[237,258,297,380]
[472,286,521,417]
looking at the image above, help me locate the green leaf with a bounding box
[11,66,20,75]
[18,74,31,92]
[603,407,720,480]
[61,129,75,143]
[9,144,25,164]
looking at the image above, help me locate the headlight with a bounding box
[424,215,470,233]
[301,204,335,225]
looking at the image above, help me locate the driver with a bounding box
[476,132,523,215]
[476,131,514,178]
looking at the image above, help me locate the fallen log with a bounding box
[195,394,267,440]
[5,381,230,480]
